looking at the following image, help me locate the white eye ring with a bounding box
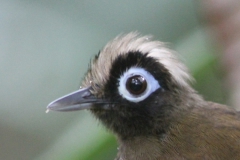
[118,67,160,102]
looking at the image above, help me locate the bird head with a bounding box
[47,32,202,140]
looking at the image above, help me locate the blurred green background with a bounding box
[0,1,226,160]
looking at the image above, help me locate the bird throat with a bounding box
[117,136,163,160]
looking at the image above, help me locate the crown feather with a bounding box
[82,32,193,95]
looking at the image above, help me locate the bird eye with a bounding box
[118,67,160,103]
[126,75,147,95]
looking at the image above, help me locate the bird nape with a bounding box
[47,32,240,160]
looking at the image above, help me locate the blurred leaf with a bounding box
[35,113,117,160]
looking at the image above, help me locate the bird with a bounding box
[47,32,240,160]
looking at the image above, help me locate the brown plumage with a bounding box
[116,103,240,160]
[47,32,240,160]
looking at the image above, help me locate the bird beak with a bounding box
[47,87,103,112]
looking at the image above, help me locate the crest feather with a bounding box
[82,32,193,95]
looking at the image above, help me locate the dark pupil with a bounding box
[126,75,147,95]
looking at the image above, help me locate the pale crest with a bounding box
[82,32,193,96]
